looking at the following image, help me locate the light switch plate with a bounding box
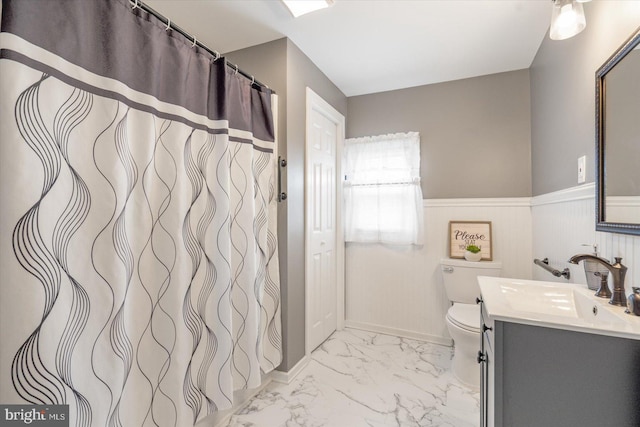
[578,155,586,184]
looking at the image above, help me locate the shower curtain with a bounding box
[0,0,281,425]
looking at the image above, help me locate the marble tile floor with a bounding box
[226,328,480,427]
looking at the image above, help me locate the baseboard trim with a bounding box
[345,320,453,347]
[270,355,311,385]
[207,376,273,427]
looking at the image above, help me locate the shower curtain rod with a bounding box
[130,0,272,92]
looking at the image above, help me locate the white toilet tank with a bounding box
[441,258,502,304]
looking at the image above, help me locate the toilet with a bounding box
[440,258,502,389]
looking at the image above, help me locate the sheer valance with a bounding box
[344,132,423,245]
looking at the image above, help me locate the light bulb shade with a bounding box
[550,0,586,40]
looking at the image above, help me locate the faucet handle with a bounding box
[613,257,627,271]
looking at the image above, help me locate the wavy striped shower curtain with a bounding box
[0,0,281,425]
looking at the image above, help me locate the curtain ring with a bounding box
[132,0,139,10]
[213,51,220,62]
[251,76,255,86]
[234,64,239,75]
[165,18,171,31]
[191,36,197,48]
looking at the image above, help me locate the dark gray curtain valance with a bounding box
[0,0,275,144]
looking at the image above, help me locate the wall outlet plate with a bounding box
[578,155,586,184]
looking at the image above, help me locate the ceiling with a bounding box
[145,0,552,97]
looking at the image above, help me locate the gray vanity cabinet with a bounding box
[479,299,495,427]
[487,321,640,427]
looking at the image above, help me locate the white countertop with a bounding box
[478,276,640,341]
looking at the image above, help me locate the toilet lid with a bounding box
[447,304,480,333]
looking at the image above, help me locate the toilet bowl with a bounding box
[440,258,502,389]
[446,303,482,388]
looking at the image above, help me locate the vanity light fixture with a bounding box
[550,0,590,41]
[282,0,334,18]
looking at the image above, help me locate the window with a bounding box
[344,132,423,245]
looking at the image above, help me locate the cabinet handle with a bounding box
[482,324,493,332]
[477,351,486,364]
[443,266,454,273]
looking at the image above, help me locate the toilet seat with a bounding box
[446,304,480,333]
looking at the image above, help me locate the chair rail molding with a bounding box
[531,183,595,207]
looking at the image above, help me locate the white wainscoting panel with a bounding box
[531,184,596,283]
[597,229,640,292]
[346,188,639,346]
[345,198,532,344]
[532,183,640,292]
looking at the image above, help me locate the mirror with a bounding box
[596,27,640,236]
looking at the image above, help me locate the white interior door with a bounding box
[306,88,345,353]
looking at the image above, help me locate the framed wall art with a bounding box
[448,221,493,260]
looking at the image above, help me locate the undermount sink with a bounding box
[478,276,640,340]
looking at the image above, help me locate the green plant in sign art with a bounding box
[466,244,481,254]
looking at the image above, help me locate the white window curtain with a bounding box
[344,132,424,245]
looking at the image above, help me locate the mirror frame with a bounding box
[596,26,640,236]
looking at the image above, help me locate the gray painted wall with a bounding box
[226,38,347,371]
[347,70,532,198]
[530,1,640,196]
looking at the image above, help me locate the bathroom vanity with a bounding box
[478,277,640,427]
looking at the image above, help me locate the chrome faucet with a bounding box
[568,254,628,306]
